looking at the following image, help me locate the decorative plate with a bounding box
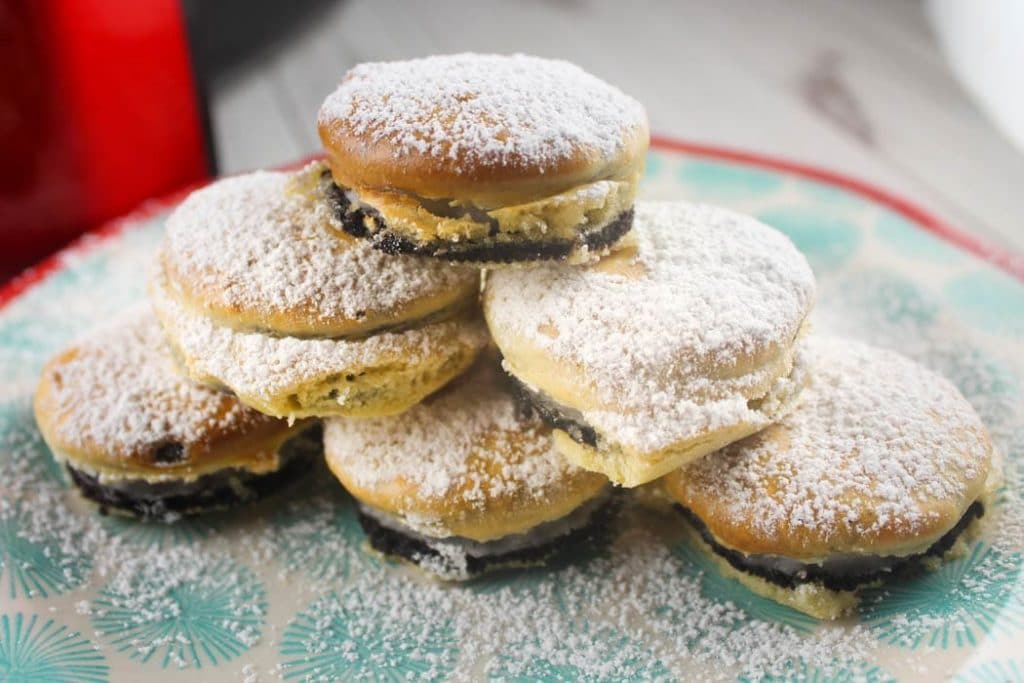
[1,138,1022,683]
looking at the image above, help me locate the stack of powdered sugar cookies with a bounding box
[34,53,997,620]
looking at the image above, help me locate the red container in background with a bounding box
[0,0,209,281]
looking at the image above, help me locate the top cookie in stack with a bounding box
[317,53,649,265]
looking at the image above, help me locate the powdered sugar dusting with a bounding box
[679,336,992,545]
[324,359,587,511]
[319,53,647,170]
[151,268,489,407]
[1,144,1021,683]
[36,305,277,462]
[486,201,816,451]
[162,166,477,325]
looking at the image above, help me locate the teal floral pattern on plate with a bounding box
[757,206,862,272]
[954,658,1024,683]
[0,613,108,683]
[920,343,1021,438]
[1,144,1023,681]
[861,542,1024,649]
[0,502,91,599]
[874,210,964,265]
[99,513,221,550]
[0,400,64,484]
[279,590,458,681]
[923,345,1019,406]
[489,621,674,682]
[835,269,939,334]
[738,659,896,683]
[795,179,871,212]
[269,489,367,584]
[643,150,666,181]
[946,270,1024,337]
[678,159,784,201]
[91,556,266,669]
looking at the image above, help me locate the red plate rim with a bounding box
[2,135,1021,311]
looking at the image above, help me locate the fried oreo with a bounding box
[317,54,648,265]
[34,307,317,519]
[662,337,998,619]
[323,357,612,580]
[485,201,816,487]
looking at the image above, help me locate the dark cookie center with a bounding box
[506,373,599,448]
[326,179,633,263]
[676,501,985,593]
[152,441,185,465]
[68,425,321,519]
[358,495,619,579]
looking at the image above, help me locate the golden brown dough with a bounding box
[661,336,996,618]
[317,53,649,264]
[153,165,488,420]
[34,307,316,517]
[484,201,816,486]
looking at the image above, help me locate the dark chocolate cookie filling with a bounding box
[506,373,599,448]
[358,495,619,579]
[325,180,633,263]
[676,501,984,592]
[67,425,322,519]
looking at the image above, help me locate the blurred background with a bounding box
[1,0,1022,281]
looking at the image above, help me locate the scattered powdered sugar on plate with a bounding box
[678,336,992,546]
[36,305,278,462]
[84,544,267,669]
[263,506,884,682]
[324,359,587,509]
[486,200,816,451]
[318,53,647,170]
[162,166,477,325]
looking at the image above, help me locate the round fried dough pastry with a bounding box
[663,336,995,561]
[324,358,610,543]
[153,166,488,420]
[484,201,816,486]
[34,307,315,517]
[317,53,649,264]
[160,162,479,338]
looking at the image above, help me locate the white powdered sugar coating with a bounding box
[162,168,476,322]
[3,135,1021,683]
[38,305,273,459]
[151,272,488,407]
[681,336,992,544]
[325,360,586,511]
[318,53,647,169]
[486,201,816,452]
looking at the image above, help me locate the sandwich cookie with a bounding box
[317,53,648,264]
[33,307,318,519]
[323,358,613,580]
[152,163,488,420]
[484,201,816,487]
[662,336,998,619]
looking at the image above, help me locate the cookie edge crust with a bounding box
[356,494,620,581]
[536,348,809,487]
[329,179,635,265]
[151,270,489,420]
[61,425,321,519]
[677,506,988,620]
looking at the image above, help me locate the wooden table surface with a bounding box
[207,0,1024,255]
